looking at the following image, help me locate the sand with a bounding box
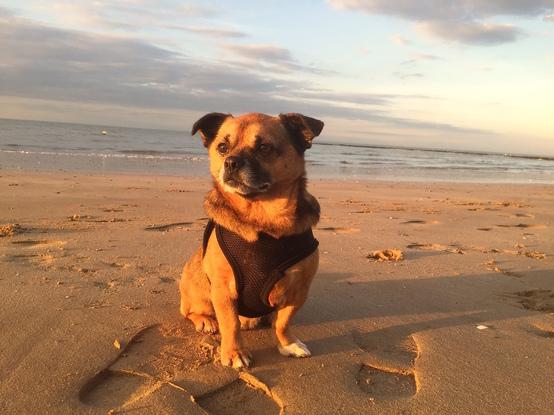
[1,170,553,414]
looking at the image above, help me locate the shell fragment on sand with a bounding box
[0,223,24,237]
[368,249,404,262]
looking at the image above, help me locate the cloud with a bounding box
[391,34,411,45]
[0,5,14,17]
[393,72,425,80]
[164,24,248,38]
[417,21,523,45]
[476,65,494,71]
[287,90,394,107]
[328,0,554,45]
[222,43,334,75]
[0,15,276,109]
[25,1,223,35]
[328,0,554,20]
[224,43,294,62]
[410,53,441,61]
[401,52,442,65]
[0,10,487,137]
[33,2,241,38]
[177,3,220,18]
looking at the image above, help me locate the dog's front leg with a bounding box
[270,251,319,358]
[275,305,311,358]
[210,280,252,368]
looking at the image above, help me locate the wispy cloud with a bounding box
[328,0,554,21]
[164,24,248,38]
[25,0,223,34]
[222,43,335,75]
[224,43,294,62]
[417,21,523,45]
[0,10,486,136]
[393,71,425,80]
[401,52,442,65]
[328,0,553,45]
[0,5,14,17]
[476,65,494,71]
[391,34,411,45]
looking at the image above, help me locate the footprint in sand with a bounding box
[485,260,522,278]
[197,373,281,415]
[79,324,282,414]
[167,188,193,193]
[407,243,465,254]
[356,365,416,401]
[401,220,439,225]
[92,280,118,290]
[510,290,554,313]
[144,222,193,232]
[7,252,59,268]
[514,214,534,220]
[11,239,66,249]
[528,325,554,339]
[104,261,132,269]
[79,325,206,412]
[80,369,159,410]
[352,329,418,401]
[496,223,546,229]
[319,226,360,234]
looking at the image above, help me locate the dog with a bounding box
[179,112,324,369]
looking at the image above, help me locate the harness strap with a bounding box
[200,219,318,317]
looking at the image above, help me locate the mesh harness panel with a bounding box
[202,220,319,317]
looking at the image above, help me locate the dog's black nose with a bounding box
[224,156,244,172]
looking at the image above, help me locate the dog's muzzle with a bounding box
[222,156,271,196]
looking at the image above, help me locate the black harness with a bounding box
[202,220,319,317]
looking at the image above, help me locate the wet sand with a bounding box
[1,171,553,414]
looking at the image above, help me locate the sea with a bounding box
[1,118,553,184]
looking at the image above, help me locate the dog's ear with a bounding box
[191,112,230,147]
[279,113,324,153]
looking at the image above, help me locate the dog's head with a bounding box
[192,112,324,198]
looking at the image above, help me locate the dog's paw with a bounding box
[239,316,262,330]
[278,340,311,358]
[220,348,252,369]
[190,315,219,334]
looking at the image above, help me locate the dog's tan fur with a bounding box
[179,112,323,368]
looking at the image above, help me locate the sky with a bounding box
[1,0,553,155]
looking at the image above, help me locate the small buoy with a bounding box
[101,130,108,135]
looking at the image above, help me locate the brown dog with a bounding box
[179,112,323,368]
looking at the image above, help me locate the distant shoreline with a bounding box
[316,141,554,162]
[2,117,552,160]
[1,118,554,184]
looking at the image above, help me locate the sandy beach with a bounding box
[1,170,553,414]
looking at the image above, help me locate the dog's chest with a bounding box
[202,220,318,317]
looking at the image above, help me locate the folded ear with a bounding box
[279,113,324,153]
[191,112,230,147]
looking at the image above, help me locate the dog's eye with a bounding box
[258,143,272,155]
[217,142,229,155]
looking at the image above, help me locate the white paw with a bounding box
[278,340,311,358]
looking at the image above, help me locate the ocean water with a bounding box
[1,118,553,183]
